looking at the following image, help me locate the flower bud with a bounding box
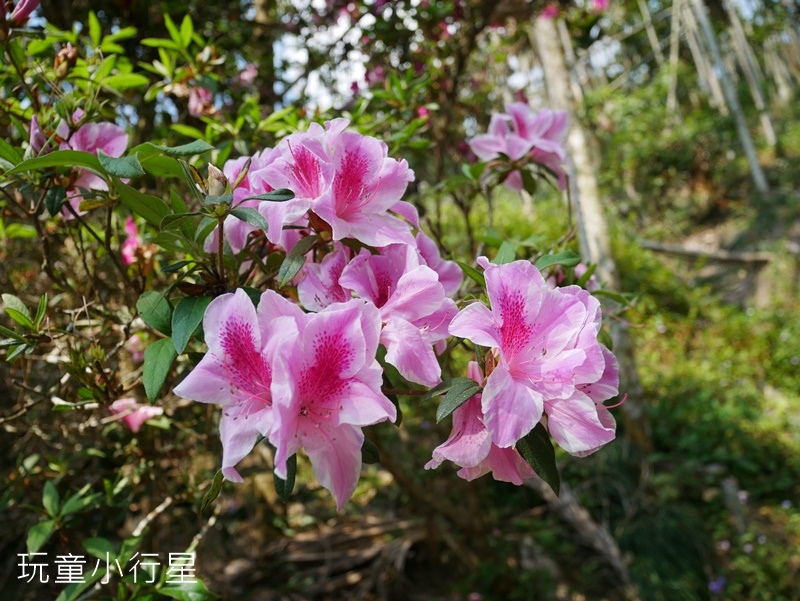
[9,0,39,27]
[54,43,77,80]
[206,165,228,197]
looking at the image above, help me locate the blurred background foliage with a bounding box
[2,0,799,600]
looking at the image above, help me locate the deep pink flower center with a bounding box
[220,319,272,414]
[498,291,533,358]
[297,333,355,424]
[333,149,371,216]
[288,142,323,198]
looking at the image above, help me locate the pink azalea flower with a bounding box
[297,243,352,312]
[124,333,145,364]
[593,0,610,12]
[188,87,216,118]
[414,231,463,297]
[269,298,396,509]
[468,103,568,190]
[173,289,301,481]
[57,113,128,219]
[121,216,140,266]
[8,0,39,26]
[339,244,457,386]
[311,126,416,247]
[448,258,616,453]
[425,362,536,484]
[109,398,164,434]
[236,63,258,86]
[541,4,559,19]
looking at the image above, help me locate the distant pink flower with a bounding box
[237,63,258,86]
[174,289,299,481]
[541,4,559,18]
[425,362,536,484]
[8,0,39,26]
[109,398,163,433]
[56,113,129,219]
[339,244,457,386]
[121,217,140,266]
[593,0,610,12]
[414,231,463,297]
[416,107,430,119]
[469,103,568,190]
[448,258,616,453]
[365,65,386,86]
[188,87,215,118]
[269,298,396,509]
[124,334,145,364]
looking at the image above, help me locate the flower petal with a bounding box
[482,365,543,448]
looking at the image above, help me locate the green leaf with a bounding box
[160,260,193,274]
[576,263,598,288]
[45,186,67,216]
[200,470,224,515]
[6,150,105,176]
[146,140,214,157]
[27,519,56,554]
[160,212,202,230]
[3,293,32,322]
[98,150,145,178]
[160,578,219,601]
[55,568,107,601]
[88,11,102,46]
[493,241,516,265]
[163,13,181,45]
[456,261,485,287]
[0,136,22,165]
[2,223,37,239]
[180,15,194,48]
[34,294,48,328]
[171,296,212,354]
[82,537,117,561]
[143,338,177,401]
[103,73,149,90]
[277,235,317,287]
[42,481,60,518]
[170,124,206,140]
[114,178,171,227]
[534,250,581,270]
[137,292,173,336]
[4,308,34,330]
[517,423,560,496]
[0,323,24,341]
[273,454,297,502]
[241,189,295,202]
[435,378,482,423]
[61,484,98,515]
[141,154,183,178]
[228,207,269,231]
[361,439,380,464]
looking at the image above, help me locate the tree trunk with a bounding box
[529,16,653,455]
[666,0,683,117]
[682,0,729,113]
[723,0,778,147]
[637,0,666,65]
[689,0,769,193]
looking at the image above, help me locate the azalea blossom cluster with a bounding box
[468,102,569,191]
[168,118,619,508]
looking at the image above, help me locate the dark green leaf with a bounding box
[493,241,516,265]
[5,308,34,330]
[240,286,263,307]
[435,379,482,423]
[171,296,212,354]
[146,140,214,157]
[55,567,106,601]
[5,150,105,176]
[97,150,145,178]
[114,178,171,227]
[160,260,193,274]
[143,338,177,401]
[82,537,117,561]
[591,289,632,305]
[534,250,581,270]
[160,212,202,230]
[45,186,67,216]
[361,439,380,464]
[42,481,60,517]
[61,484,98,515]
[200,470,224,515]
[521,168,538,196]
[160,578,219,601]
[34,294,48,328]
[194,217,218,245]
[27,519,56,554]
[277,235,317,287]
[274,454,297,501]
[517,423,560,496]
[203,193,233,207]
[137,291,173,336]
[423,377,475,402]
[0,136,22,165]
[242,188,295,202]
[456,261,485,287]
[228,207,269,231]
